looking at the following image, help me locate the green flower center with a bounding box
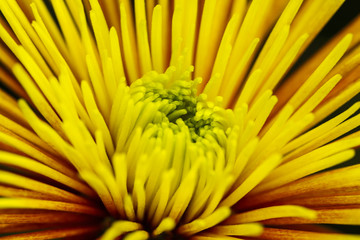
[129,70,234,145]
[120,69,238,237]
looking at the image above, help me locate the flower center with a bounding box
[129,70,234,145]
[108,68,239,237]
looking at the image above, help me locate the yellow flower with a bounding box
[0,0,359,239]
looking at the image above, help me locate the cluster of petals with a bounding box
[0,0,359,239]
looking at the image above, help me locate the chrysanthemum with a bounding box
[0,0,360,239]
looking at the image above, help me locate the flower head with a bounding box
[0,0,360,239]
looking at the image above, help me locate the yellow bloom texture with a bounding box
[0,0,360,239]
